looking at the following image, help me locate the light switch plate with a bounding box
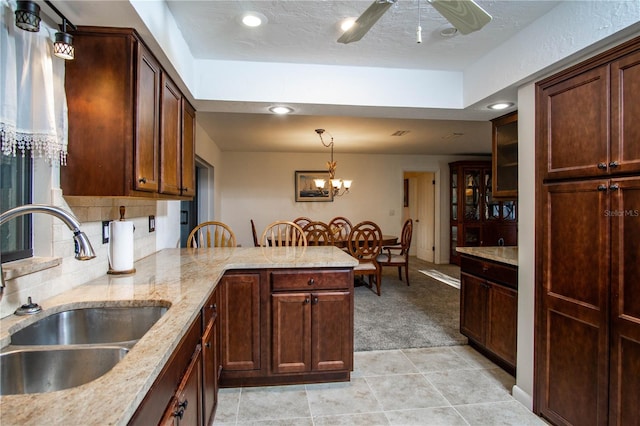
[102,221,110,244]
[149,215,155,232]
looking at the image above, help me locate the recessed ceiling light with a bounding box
[269,106,293,115]
[340,18,356,32]
[488,102,515,110]
[241,12,267,27]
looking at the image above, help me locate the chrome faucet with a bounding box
[0,204,97,301]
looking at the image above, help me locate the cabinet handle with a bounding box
[609,183,620,191]
[482,265,489,273]
[313,297,319,304]
[174,400,188,419]
[304,298,310,304]
[597,162,607,170]
[308,278,315,286]
[205,341,211,348]
[609,161,619,168]
[597,184,608,191]
[138,177,147,184]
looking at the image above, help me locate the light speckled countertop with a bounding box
[0,246,357,426]
[455,246,518,266]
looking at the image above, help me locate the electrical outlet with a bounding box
[102,221,110,244]
[149,215,155,232]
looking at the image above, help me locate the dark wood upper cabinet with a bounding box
[491,111,518,199]
[62,27,194,199]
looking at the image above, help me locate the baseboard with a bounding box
[512,385,533,411]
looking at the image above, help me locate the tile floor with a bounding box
[213,345,547,425]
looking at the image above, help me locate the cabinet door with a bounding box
[486,283,517,368]
[271,293,311,374]
[492,112,518,198]
[135,44,161,192]
[160,74,182,195]
[538,65,609,181]
[181,101,196,197]
[537,180,610,426]
[611,49,640,175]
[202,312,217,425]
[220,273,261,371]
[460,273,487,344]
[176,345,203,426]
[312,291,352,372]
[609,177,640,425]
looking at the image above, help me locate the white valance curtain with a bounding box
[0,0,68,165]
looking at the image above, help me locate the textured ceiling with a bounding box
[56,0,566,155]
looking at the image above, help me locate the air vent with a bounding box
[391,130,410,136]
[442,132,465,140]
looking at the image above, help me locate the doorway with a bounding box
[404,172,435,263]
[179,157,215,247]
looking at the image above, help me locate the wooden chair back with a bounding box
[292,216,312,228]
[377,218,413,286]
[348,221,382,260]
[348,221,383,295]
[328,216,352,243]
[250,219,260,247]
[260,221,307,247]
[187,221,236,248]
[302,221,335,246]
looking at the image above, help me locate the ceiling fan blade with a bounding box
[337,0,397,44]
[428,0,492,35]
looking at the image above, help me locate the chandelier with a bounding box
[314,129,352,196]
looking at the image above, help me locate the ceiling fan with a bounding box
[337,0,492,44]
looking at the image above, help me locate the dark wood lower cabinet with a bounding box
[219,268,353,387]
[459,255,517,374]
[131,266,353,424]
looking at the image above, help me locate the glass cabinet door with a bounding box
[451,171,458,221]
[463,170,481,220]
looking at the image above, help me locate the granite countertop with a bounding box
[0,246,357,426]
[455,246,518,266]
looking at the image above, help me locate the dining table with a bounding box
[333,235,398,249]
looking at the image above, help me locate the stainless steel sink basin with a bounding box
[10,306,168,346]
[0,347,129,395]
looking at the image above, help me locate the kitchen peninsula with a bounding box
[456,246,518,374]
[0,246,357,425]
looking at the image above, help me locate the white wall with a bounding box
[218,150,484,259]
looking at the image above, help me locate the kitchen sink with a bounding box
[10,305,168,346]
[0,347,129,395]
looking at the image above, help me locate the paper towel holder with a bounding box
[107,206,136,275]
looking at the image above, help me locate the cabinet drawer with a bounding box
[202,290,217,326]
[271,269,351,291]
[460,256,517,288]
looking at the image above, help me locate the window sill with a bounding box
[2,257,63,281]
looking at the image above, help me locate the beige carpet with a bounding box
[354,257,467,351]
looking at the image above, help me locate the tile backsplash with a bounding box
[0,196,159,318]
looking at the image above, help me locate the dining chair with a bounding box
[376,218,413,285]
[348,221,383,296]
[328,216,352,241]
[260,221,307,247]
[187,221,236,248]
[292,216,312,228]
[302,221,335,246]
[250,219,260,247]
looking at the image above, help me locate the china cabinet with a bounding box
[449,161,517,265]
[492,112,518,199]
[535,35,640,426]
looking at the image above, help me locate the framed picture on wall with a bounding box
[295,171,333,202]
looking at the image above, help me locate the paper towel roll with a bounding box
[109,220,135,273]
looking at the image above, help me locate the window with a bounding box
[0,154,32,263]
